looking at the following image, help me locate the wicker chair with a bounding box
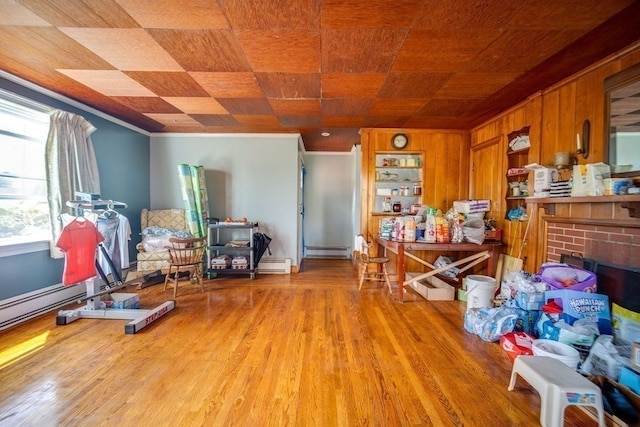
[136,208,188,272]
[163,236,207,297]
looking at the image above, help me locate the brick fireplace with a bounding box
[536,197,640,269]
[546,223,640,267]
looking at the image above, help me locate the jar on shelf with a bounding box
[413,184,422,195]
[382,197,391,212]
[392,201,402,212]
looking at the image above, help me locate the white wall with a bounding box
[149,133,300,267]
[302,152,356,255]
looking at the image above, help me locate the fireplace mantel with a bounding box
[527,195,640,222]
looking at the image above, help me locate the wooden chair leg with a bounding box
[163,266,172,291]
[173,268,180,298]
[359,263,367,290]
[196,267,204,292]
[382,264,392,294]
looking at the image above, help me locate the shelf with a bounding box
[506,172,530,178]
[376,180,422,183]
[372,212,402,216]
[507,147,530,155]
[506,196,528,200]
[207,221,257,279]
[526,195,640,218]
[208,222,257,228]
[209,245,252,251]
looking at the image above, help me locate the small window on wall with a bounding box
[0,90,52,251]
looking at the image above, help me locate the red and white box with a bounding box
[500,332,535,360]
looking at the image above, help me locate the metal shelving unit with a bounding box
[207,221,258,279]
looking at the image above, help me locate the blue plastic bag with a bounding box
[464,307,519,342]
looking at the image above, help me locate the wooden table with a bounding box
[376,236,502,303]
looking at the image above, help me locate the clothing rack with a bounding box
[57,193,175,334]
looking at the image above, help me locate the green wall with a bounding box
[0,76,151,300]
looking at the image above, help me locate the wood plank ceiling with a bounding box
[0,0,639,151]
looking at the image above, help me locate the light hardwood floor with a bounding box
[0,259,596,426]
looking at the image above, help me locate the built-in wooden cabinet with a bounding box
[373,153,423,216]
[505,146,530,219]
[360,128,470,268]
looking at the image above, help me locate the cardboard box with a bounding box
[581,377,640,426]
[516,291,545,311]
[453,199,490,214]
[500,332,534,360]
[632,343,640,371]
[538,264,597,293]
[405,272,455,301]
[109,293,139,309]
[525,163,557,197]
[545,289,612,335]
[620,366,640,395]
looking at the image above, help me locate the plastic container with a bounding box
[532,339,580,370]
[465,275,497,309]
[424,208,437,243]
[538,265,597,293]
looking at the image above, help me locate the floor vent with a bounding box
[257,258,291,274]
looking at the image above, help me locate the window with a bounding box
[0,90,52,251]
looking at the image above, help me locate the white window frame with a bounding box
[0,89,53,258]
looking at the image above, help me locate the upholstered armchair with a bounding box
[136,208,190,272]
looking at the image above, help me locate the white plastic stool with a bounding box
[508,356,605,427]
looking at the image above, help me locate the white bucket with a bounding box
[532,339,580,370]
[465,275,497,309]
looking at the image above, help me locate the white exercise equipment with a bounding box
[56,194,175,334]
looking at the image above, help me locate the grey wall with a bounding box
[0,76,150,300]
[302,152,356,253]
[149,134,301,267]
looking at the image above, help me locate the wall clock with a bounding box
[391,133,409,150]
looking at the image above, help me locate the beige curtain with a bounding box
[46,110,101,258]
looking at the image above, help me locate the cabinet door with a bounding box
[470,136,502,221]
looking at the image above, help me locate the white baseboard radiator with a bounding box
[257,258,291,274]
[0,283,86,330]
[304,245,350,259]
[0,265,131,331]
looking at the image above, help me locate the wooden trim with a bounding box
[541,215,640,229]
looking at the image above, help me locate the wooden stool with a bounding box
[508,356,605,427]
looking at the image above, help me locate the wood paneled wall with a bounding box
[471,41,640,271]
[360,128,470,270]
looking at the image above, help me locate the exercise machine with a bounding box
[56,193,175,334]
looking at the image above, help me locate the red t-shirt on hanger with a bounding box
[56,219,105,286]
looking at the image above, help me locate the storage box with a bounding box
[500,332,534,360]
[405,272,455,301]
[632,342,640,371]
[538,264,597,293]
[619,366,640,395]
[525,163,557,197]
[484,228,502,241]
[582,377,640,426]
[109,293,139,309]
[516,290,545,311]
[453,199,490,214]
[544,289,612,334]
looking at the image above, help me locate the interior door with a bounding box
[470,136,502,221]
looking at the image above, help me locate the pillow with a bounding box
[141,226,191,252]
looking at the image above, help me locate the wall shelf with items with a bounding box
[374,153,423,215]
[505,145,530,220]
